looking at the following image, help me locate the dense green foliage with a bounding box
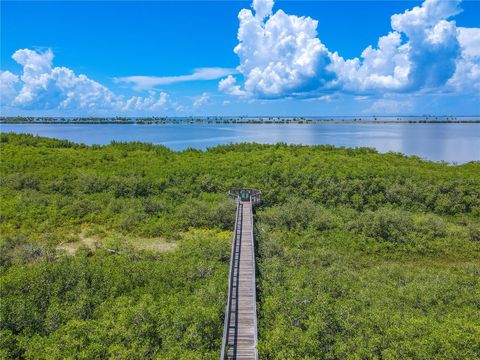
[1,133,479,358]
[1,230,229,359]
[256,201,480,358]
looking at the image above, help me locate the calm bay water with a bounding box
[1,123,479,163]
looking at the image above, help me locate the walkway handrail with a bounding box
[250,205,259,360]
[220,198,242,359]
[228,188,262,207]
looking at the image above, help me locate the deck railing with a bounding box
[220,189,261,359]
[228,188,262,206]
[220,198,242,359]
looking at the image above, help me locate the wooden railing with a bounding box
[220,189,261,359]
[228,188,262,206]
[220,198,243,360]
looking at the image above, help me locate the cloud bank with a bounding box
[220,0,480,99]
[1,49,175,114]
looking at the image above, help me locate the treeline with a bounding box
[2,116,480,124]
[1,133,479,358]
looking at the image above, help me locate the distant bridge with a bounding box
[220,189,261,360]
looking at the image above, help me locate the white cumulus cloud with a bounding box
[0,70,19,106]
[232,1,335,98]
[252,0,274,20]
[390,0,461,89]
[221,0,480,98]
[193,92,211,108]
[331,32,410,92]
[218,75,247,96]
[1,48,173,113]
[122,91,169,112]
[457,27,480,58]
[10,49,120,110]
[448,27,480,93]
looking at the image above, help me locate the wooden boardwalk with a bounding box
[220,198,258,359]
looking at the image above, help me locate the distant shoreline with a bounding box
[1,116,480,125]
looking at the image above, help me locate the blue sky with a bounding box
[1,0,479,116]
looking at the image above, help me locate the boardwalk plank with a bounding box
[221,200,258,360]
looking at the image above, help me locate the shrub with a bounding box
[417,215,448,239]
[259,198,318,230]
[350,208,414,243]
[468,223,480,242]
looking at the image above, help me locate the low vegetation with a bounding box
[256,200,480,358]
[1,133,479,358]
